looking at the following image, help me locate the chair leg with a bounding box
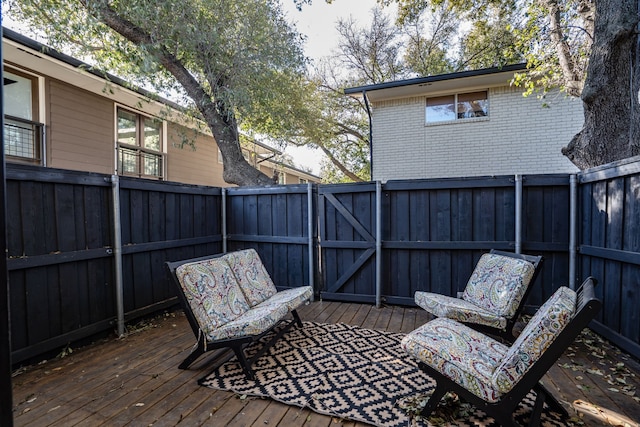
[535,382,568,416]
[528,387,546,427]
[292,309,303,327]
[178,343,204,369]
[419,382,448,418]
[231,344,255,380]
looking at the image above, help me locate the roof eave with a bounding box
[344,63,528,101]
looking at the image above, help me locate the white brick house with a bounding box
[345,64,583,182]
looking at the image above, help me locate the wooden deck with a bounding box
[12,301,640,426]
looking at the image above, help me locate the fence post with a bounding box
[110,175,125,337]
[376,181,382,308]
[307,183,315,300]
[569,174,578,289]
[514,175,523,254]
[222,188,227,253]
[0,41,14,423]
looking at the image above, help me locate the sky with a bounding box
[280,0,381,175]
[283,0,380,62]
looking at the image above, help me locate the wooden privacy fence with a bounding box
[7,164,222,363]
[575,157,640,357]
[6,157,640,363]
[318,175,573,307]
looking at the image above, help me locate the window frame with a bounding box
[116,107,166,180]
[425,90,489,125]
[3,67,45,165]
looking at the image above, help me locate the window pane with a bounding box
[457,91,488,119]
[119,147,138,174]
[426,95,455,123]
[3,71,33,120]
[142,152,162,177]
[4,118,36,159]
[117,110,137,145]
[143,118,161,151]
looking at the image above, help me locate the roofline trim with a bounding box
[2,26,183,110]
[343,63,527,94]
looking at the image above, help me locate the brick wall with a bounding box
[371,86,583,181]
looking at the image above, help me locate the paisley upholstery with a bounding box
[414,292,507,329]
[462,253,535,318]
[402,286,577,402]
[223,249,277,306]
[401,318,509,402]
[415,252,536,331]
[257,286,314,312]
[176,258,251,339]
[208,302,289,341]
[175,249,312,344]
[493,286,575,392]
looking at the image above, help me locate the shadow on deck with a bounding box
[12,301,640,426]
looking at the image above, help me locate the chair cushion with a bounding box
[462,253,535,318]
[257,286,313,311]
[176,258,251,338]
[415,292,507,329]
[208,302,290,341]
[492,286,576,393]
[401,318,509,403]
[223,249,277,306]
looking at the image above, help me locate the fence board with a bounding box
[226,185,314,291]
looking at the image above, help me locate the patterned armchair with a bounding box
[402,277,601,427]
[414,250,543,341]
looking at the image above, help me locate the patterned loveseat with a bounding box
[415,249,543,341]
[402,277,601,427]
[165,249,313,379]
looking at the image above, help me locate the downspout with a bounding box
[569,174,578,289]
[514,175,523,254]
[362,90,373,178]
[110,175,125,337]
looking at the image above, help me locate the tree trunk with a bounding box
[85,0,276,186]
[562,0,640,169]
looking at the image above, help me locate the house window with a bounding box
[300,178,308,184]
[426,91,488,123]
[3,70,44,164]
[273,170,285,184]
[117,108,164,179]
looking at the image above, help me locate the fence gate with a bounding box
[318,183,378,303]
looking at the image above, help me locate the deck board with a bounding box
[12,302,640,427]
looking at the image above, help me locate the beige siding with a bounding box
[166,125,227,187]
[47,80,114,174]
[372,86,582,181]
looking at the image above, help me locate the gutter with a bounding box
[362,90,373,178]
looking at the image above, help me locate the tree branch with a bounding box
[318,145,364,182]
[544,0,583,96]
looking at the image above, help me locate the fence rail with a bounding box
[6,158,640,363]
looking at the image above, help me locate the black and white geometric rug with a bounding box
[199,322,571,427]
